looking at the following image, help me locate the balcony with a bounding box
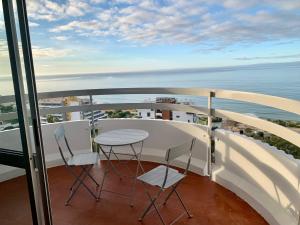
[0,88,300,225]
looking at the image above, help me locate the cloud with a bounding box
[264,0,300,10]
[90,0,106,3]
[221,0,257,9]
[212,0,300,11]
[29,22,40,27]
[50,20,104,33]
[27,0,91,21]
[235,54,300,60]
[32,46,72,57]
[52,36,69,41]
[0,39,72,58]
[46,0,300,48]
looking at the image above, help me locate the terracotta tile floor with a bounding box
[0,161,268,225]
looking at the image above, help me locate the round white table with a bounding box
[94,129,149,206]
[94,129,149,146]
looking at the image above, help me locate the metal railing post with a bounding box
[207,91,214,177]
[89,95,96,150]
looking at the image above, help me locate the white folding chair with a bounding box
[138,138,196,225]
[54,125,100,205]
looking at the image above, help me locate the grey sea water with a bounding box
[1,62,299,120]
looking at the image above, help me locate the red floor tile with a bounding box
[0,161,268,225]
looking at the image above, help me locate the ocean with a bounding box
[0,62,299,121]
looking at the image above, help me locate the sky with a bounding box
[0,0,300,76]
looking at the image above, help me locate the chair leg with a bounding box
[152,199,167,225]
[174,189,192,218]
[81,165,99,187]
[65,165,98,205]
[77,166,98,200]
[65,167,89,205]
[163,184,178,205]
[139,198,155,221]
[130,158,140,207]
[129,142,145,207]
[130,143,145,173]
[110,149,124,180]
[98,163,109,199]
[100,146,123,179]
[163,182,193,219]
[98,148,113,199]
[69,168,85,191]
[65,178,82,205]
[139,191,157,221]
[139,190,166,225]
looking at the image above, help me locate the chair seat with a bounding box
[138,165,185,189]
[67,152,99,166]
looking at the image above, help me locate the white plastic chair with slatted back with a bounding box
[54,125,100,205]
[137,138,196,225]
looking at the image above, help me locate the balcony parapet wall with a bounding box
[213,129,300,225]
[0,119,299,225]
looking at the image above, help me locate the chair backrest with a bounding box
[160,138,196,189]
[165,138,195,162]
[54,125,73,165]
[165,138,195,173]
[54,125,65,141]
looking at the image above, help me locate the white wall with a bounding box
[0,128,22,151]
[40,120,92,167]
[213,129,300,225]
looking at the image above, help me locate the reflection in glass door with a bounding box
[0,1,52,225]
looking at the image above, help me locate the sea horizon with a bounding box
[1,61,299,121]
[1,60,300,79]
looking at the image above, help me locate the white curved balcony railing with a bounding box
[0,87,300,225]
[1,88,300,149]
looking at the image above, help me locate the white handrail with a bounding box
[1,87,300,149]
[1,87,299,116]
[37,103,209,116]
[215,109,300,148]
[214,89,300,116]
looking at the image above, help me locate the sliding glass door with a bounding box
[0,1,52,225]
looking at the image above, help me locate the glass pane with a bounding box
[0,1,21,147]
[0,2,33,225]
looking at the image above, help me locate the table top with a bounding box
[94,129,149,146]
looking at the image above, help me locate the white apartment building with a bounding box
[136,97,197,123]
[137,109,156,119]
[172,111,196,123]
[136,108,197,123]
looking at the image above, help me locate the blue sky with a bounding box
[1,0,300,76]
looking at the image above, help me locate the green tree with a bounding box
[0,104,15,113]
[47,115,59,123]
[106,110,134,118]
